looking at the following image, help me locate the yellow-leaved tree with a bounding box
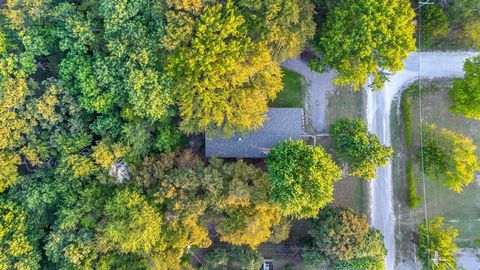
[165,0,283,136]
[422,124,479,192]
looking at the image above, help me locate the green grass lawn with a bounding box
[326,85,364,128]
[401,79,480,246]
[270,68,305,108]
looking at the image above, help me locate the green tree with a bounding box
[421,124,479,192]
[416,216,458,270]
[302,248,327,269]
[237,0,316,62]
[450,55,480,119]
[99,188,165,256]
[0,201,40,270]
[311,0,416,90]
[309,207,386,269]
[164,0,283,135]
[419,4,449,49]
[330,118,393,180]
[266,139,342,218]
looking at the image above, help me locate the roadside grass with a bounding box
[405,79,480,246]
[325,85,363,128]
[400,85,420,209]
[270,68,305,108]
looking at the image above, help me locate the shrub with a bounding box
[401,91,413,149]
[406,162,420,209]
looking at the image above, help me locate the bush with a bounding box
[406,162,420,209]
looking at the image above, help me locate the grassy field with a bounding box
[396,79,480,248]
[270,68,305,108]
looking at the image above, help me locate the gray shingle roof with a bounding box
[205,108,304,158]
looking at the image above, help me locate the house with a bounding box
[205,108,304,158]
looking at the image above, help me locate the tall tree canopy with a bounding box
[165,0,283,135]
[237,0,316,62]
[0,201,40,270]
[309,207,386,270]
[416,216,458,270]
[311,0,416,90]
[450,55,480,119]
[330,118,393,180]
[0,0,318,268]
[422,124,479,192]
[266,140,342,219]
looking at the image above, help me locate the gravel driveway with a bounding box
[281,58,336,133]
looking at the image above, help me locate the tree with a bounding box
[237,0,316,62]
[99,188,165,256]
[310,0,416,90]
[416,216,458,270]
[421,124,479,192]
[302,248,327,269]
[330,118,393,180]
[0,201,40,270]
[213,160,283,248]
[309,207,386,269]
[266,139,342,218]
[164,0,283,135]
[450,55,480,119]
[419,4,450,49]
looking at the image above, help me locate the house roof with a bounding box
[205,108,304,158]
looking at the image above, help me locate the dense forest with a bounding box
[1,0,478,269]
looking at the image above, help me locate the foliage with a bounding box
[267,139,342,219]
[214,160,282,248]
[0,201,40,270]
[203,248,229,269]
[237,0,316,62]
[309,207,386,269]
[99,188,165,256]
[330,118,393,180]
[311,0,416,90]
[419,4,449,49]
[302,247,327,269]
[418,0,480,50]
[401,89,413,149]
[416,216,458,270]
[407,162,420,209]
[421,124,479,192]
[232,246,264,270]
[165,0,283,136]
[268,218,291,244]
[450,55,480,120]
